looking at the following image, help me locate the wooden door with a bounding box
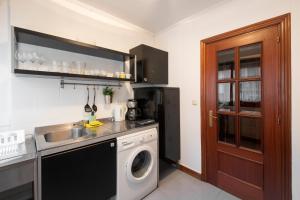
[201,15,291,200]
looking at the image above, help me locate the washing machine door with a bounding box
[126,146,155,183]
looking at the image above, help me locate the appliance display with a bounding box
[134,87,180,162]
[117,128,158,200]
[126,99,141,121]
[130,44,168,84]
[41,139,116,200]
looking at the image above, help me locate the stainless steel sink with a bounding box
[44,127,88,142]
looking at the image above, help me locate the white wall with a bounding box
[291,0,300,199]
[155,0,299,198]
[0,0,155,133]
[0,0,11,128]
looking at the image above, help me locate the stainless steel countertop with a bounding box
[0,135,36,168]
[35,118,158,156]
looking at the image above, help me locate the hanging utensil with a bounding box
[84,87,92,113]
[92,87,97,112]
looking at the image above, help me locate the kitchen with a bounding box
[0,0,299,200]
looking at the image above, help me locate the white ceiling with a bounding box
[78,0,225,33]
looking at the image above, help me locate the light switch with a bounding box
[192,100,198,106]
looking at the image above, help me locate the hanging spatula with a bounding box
[92,87,97,112]
[84,87,92,113]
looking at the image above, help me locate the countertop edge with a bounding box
[0,122,158,168]
[38,123,159,157]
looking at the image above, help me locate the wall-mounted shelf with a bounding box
[14,27,134,61]
[14,69,135,82]
[12,27,136,83]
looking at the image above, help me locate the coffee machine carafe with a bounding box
[126,99,141,121]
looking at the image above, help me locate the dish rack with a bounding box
[0,130,26,159]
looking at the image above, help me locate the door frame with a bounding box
[200,14,291,199]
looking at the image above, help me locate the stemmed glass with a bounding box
[16,51,47,71]
[15,51,26,69]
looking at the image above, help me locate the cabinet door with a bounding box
[163,88,180,161]
[130,45,168,84]
[42,139,116,200]
[143,46,168,84]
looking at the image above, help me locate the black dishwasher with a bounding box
[41,139,116,200]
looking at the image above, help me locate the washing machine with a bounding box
[117,128,158,200]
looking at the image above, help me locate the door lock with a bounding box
[209,110,218,128]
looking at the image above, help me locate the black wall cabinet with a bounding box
[130,45,168,84]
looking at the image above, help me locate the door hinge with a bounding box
[277,36,280,43]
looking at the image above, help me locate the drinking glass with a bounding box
[15,51,26,69]
[51,60,61,72]
[62,61,70,73]
[38,56,46,66]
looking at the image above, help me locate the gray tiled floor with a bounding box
[144,169,240,200]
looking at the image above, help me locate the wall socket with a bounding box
[192,100,198,106]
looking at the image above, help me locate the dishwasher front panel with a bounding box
[41,139,116,200]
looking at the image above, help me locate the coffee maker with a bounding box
[126,99,141,121]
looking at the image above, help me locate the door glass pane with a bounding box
[240,43,261,78]
[240,81,261,114]
[240,117,262,151]
[218,115,236,145]
[218,82,235,112]
[218,49,235,80]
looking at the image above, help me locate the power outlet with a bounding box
[192,100,198,106]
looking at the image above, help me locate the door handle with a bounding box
[209,110,218,128]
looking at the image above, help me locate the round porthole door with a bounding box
[127,146,155,183]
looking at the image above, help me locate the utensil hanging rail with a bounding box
[60,80,121,89]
